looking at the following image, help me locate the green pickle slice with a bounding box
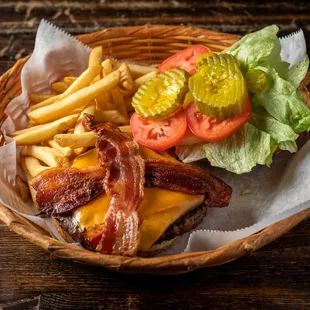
[132,68,188,120]
[244,69,269,95]
[189,53,248,120]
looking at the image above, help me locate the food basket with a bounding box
[0,25,309,274]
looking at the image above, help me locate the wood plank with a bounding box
[0,219,309,307]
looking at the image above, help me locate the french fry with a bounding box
[55,125,131,149]
[95,92,116,110]
[118,125,132,134]
[16,175,31,202]
[47,139,73,157]
[21,146,70,167]
[119,89,134,98]
[28,70,120,124]
[9,124,45,137]
[22,156,50,177]
[89,46,103,67]
[11,114,79,145]
[94,110,129,124]
[89,47,103,83]
[134,71,158,89]
[54,132,96,149]
[73,104,96,155]
[63,76,77,86]
[30,94,60,111]
[51,81,69,93]
[74,104,96,134]
[102,59,113,76]
[60,66,102,99]
[124,97,134,112]
[127,63,157,78]
[118,63,134,90]
[29,93,55,103]
[111,61,157,78]
[111,87,128,117]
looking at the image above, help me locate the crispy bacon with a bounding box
[81,113,95,131]
[93,123,145,256]
[30,166,105,216]
[145,159,231,208]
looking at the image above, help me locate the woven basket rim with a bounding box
[0,25,309,274]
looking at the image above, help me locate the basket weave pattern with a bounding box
[0,25,309,274]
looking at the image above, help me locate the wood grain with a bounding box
[0,1,310,309]
[0,0,310,75]
[0,219,309,309]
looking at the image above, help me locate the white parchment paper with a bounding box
[0,21,309,255]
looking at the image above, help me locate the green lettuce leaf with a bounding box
[286,54,309,88]
[249,107,298,152]
[252,66,310,133]
[227,25,286,73]
[176,123,277,174]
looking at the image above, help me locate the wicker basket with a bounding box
[0,25,309,274]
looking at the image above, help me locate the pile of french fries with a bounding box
[9,46,158,200]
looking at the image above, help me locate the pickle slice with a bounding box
[244,69,269,95]
[132,68,188,120]
[189,53,248,119]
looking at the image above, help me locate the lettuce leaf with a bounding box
[287,54,309,88]
[176,124,277,174]
[227,25,287,73]
[249,107,298,152]
[253,66,310,133]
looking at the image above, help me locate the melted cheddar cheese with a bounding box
[71,147,203,251]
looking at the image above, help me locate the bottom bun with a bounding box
[138,237,179,257]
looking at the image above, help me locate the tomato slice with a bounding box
[186,98,251,142]
[158,45,211,76]
[130,108,188,151]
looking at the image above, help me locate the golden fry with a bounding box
[126,63,157,78]
[124,97,134,112]
[28,70,120,124]
[111,87,128,117]
[96,91,115,110]
[30,94,60,111]
[89,46,103,67]
[118,63,134,90]
[118,125,132,134]
[73,104,96,155]
[16,175,31,202]
[63,76,77,86]
[22,156,50,177]
[51,81,68,93]
[134,71,158,89]
[61,66,102,99]
[47,139,73,157]
[21,146,70,168]
[29,94,55,103]
[11,114,79,145]
[54,132,96,149]
[102,59,113,76]
[94,109,129,124]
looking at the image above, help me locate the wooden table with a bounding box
[0,1,309,309]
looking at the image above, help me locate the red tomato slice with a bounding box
[186,99,252,142]
[130,108,188,151]
[158,45,211,76]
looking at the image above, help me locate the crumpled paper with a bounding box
[0,21,309,256]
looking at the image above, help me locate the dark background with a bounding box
[0,1,309,309]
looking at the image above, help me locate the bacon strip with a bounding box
[145,159,231,208]
[30,166,105,216]
[94,123,145,256]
